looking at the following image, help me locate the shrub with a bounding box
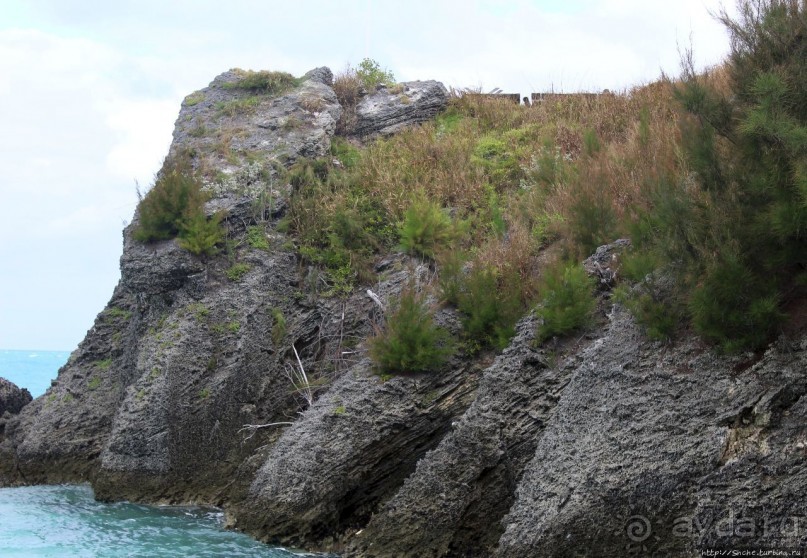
[471,135,522,189]
[178,211,224,256]
[356,58,395,90]
[399,196,455,259]
[270,308,286,346]
[134,158,208,242]
[536,262,596,342]
[436,248,468,306]
[333,68,363,135]
[622,0,807,350]
[689,255,784,351]
[246,225,270,250]
[614,283,679,342]
[564,167,618,257]
[369,286,453,374]
[330,137,361,169]
[457,264,524,350]
[284,157,393,292]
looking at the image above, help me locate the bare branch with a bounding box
[238,422,293,440]
[366,289,385,311]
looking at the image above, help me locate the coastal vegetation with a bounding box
[131,0,807,370]
[133,157,224,256]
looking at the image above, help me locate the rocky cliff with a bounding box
[1,66,805,558]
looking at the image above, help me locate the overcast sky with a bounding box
[0,0,735,350]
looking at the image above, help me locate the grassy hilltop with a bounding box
[135,0,807,372]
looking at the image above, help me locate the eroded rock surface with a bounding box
[353,80,448,138]
[0,378,31,417]
[496,307,807,557]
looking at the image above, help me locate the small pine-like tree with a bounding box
[356,58,395,90]
[536,262,596,342]
[134,158,209,242]
[134,157,225,256]
[627,0,807,350]
[398,196,454,259]
[178,211,224,257]
[369,286,453,374]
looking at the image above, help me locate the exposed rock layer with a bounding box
[354,81,449,138]
[0,377,31,417]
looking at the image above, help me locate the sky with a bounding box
[0,0,736,351]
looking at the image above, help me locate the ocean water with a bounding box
[0,349,70,397]
[0,485,311,557]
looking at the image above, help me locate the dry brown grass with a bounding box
[333,68,362,135]
[355,120,488,219]
[471,222,541,304]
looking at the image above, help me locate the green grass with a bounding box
[104,307,132,320]
[184,93,204,106]
[95,358,112,370]
[226,263,251,282]
[222,70,300,95]
[215,96,262,117]
[246,226,270,250]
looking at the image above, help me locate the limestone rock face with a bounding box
[495,309,807,557]
[0,378,31,417]
[347,314,563,558]
[353,80,449,138]
[234,263,480,548]
[170,67,342,172]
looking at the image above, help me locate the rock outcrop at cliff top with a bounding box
[0,378,32,416]
[2,63,806,558]
[353,80,448,138]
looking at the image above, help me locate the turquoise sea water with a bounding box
[0,349,70,397]
[0,485,310,557]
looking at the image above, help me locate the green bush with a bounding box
[436,248,468,306]
[689,255,784,351]
[369,286,453,374]
[566,178,617,257]
[536,262,596,342]
[471,135,522,189]
[226,262,251,282]
[178,211,224,256]
[285,157,394,292]
[614,284,678,341]
[133,157,225,256]
[356,58,395,90]
[246,225,270,250]
[626,0,807,350]
[270,308,286,346]
[134,159,207,242]
[330,137,361,169]
[399,196,455,259]
[457,264,524,350]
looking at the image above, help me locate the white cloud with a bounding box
[103,98,178,182]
